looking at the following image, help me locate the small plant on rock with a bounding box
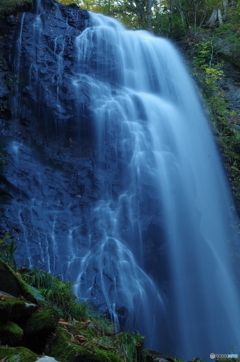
[0,234,19,270]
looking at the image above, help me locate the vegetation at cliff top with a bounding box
[57,0,240,36]
[182,32,240,212]
[0,0,32,17]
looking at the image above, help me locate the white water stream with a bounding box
[72,13,240,359]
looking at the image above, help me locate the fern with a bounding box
[21,270,89,320]
[27,285,46,301]
[22,270,55,289]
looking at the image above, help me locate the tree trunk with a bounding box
[177,0,186,33]
[147,0,153,32]
[205,9,218,26]
[204,9,223,27]
[222,0,228,20]
[218,8,223,25]
[168,0,173,36]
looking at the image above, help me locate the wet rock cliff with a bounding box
[0,2,94,280]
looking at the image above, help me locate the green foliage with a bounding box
[193,40,214,66]
[91,316,115,336]
[27,285,46,301]
[22,269,55,289]
[48,324,124,362]
[53,320,145,362]
[0,235,19,270]
[116,332,144,362]
[188,34,240,211]
[215,23,240,39]
[57,0,240,39]
[213,23,240,67]
[57,0,79,4]
[21,269,89,320]
[0,0,32,18]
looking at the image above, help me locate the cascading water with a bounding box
[5,1,240,360]
[72,13,240,359]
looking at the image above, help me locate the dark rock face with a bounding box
[221,62,240,113]
[0,1,96,289]
[11,0,89,145]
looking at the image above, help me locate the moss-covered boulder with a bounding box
[0,346,40,362]
[45,325,124,362]
[0,321,23,346]
[24,309,60,335]
[0,295,38,325]
[0,260,37,303]
[23,309,60,354]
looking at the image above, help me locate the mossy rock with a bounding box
[0,346,40,362]
[0,296,38,325]
[0,321,23,346]
[220,51,240,68]
[24,309,60,335]
[0,260,37,303]
[23,309,60,354]
[45,325,124,362]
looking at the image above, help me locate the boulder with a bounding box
[0,294,38,325]
[23,309,60,354]
[0,346,40,362]
[0,260,37,303]
[0,321,23,346]
[45,325,123,362]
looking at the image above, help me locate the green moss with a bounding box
[0,322,23,346]
[23,309,60,354]
[46,325,124,362]
[92,346,124,362]
[0,259,38,304]
[0,346,40,362]
[24,309,60,335]
[0,296,37,325]
[13,272,37,303]
[21,269,89,320]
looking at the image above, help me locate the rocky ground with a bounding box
[0,258,179,362]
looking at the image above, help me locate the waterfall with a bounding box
[73,12,240,359]
[7,2,240,360]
